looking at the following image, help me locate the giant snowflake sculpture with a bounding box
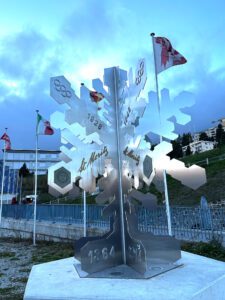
[48,60,206,278]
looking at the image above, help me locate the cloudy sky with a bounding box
[0,0,225,150]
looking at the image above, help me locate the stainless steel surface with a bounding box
[113,67,126,265]
[48,59,207,277]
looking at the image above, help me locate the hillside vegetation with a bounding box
[166,145,225,206]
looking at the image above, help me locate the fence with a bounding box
[2,204,225,243]
[138,206,225,243]
[187,153,225,167]
[2,204,108,229]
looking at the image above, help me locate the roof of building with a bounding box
[2,149,60,154]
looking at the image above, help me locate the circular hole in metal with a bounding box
[110,271,123,276]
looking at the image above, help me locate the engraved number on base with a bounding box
[88,246,115,264]
[128,244,142,263]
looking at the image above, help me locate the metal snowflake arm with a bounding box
[121,59,148,128]
[136,89,195,140]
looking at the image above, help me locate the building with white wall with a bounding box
[182,141,216,155]
[193,119,225,142]
[3,149,61,174]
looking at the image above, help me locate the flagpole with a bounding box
[83,190,87,237]
[7,167,10,204]
[33,110,39,246]
[150,33,172,236]
[12,168,15,195]
[0,128,7,224]
[15,170,19,202]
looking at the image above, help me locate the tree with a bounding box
[221,131,225,145]
[19,163,30,178]
[199,132,209,141]
[181,133,193,146]
[216,124,223,146]
[168,135,183,159]
[209,136,215,142]
[185,145,192,156]
[19,163,30,202]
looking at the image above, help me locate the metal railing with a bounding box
[2,204,225,243]
[186,153,225,167]
[1,204,108,228]
[138,206,225,243]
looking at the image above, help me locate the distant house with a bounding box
[193,119,225,142]
[193,127,217,142]
[182,140,216,155]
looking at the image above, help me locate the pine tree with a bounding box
[216,124,223,146]
[199,132,209,141]
[19,163,30,202]
[182,132,193,146]
[168,135,183,158]
[19,163,30,178]
[185,145,192,156]
[221,131,225,145]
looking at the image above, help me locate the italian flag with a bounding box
[36,113,54,135]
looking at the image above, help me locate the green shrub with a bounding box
[181,240,225,261]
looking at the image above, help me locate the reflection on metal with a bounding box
[54,167,71,189]
[143,155,153,179]
[200,196,212,230]
[48,61,206,278]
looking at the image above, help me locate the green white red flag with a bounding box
[153,36,187,74]
[0,133,11,150]
[36,113,54,135]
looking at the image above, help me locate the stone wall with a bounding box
[0,218,107,242]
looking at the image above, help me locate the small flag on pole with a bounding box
[0,133,11,150]
[153,36,187,74]
[90,91,104,103]
[36,113,54,135]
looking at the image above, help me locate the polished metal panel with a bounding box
[48,59,206,278]
[54,167,71,189]
[80,218,122,273]
[143,155,153,179]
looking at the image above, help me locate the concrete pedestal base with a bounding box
[24,251,225,300]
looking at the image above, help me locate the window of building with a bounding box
[7,153,14,160]
[39,163,46,168]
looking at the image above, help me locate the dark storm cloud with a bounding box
[0,4,225,152]
[169,51,225,132]
[0,93,61,150]
[61,0,137,58]
[186,68,225,132]
[63,1,118,48]
[0,30,51,80]
[152,48,225,134]
[0,29,63,150]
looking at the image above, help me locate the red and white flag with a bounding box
[0,133,11,150]
[153,36,187,74]
[90,91,104,103]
